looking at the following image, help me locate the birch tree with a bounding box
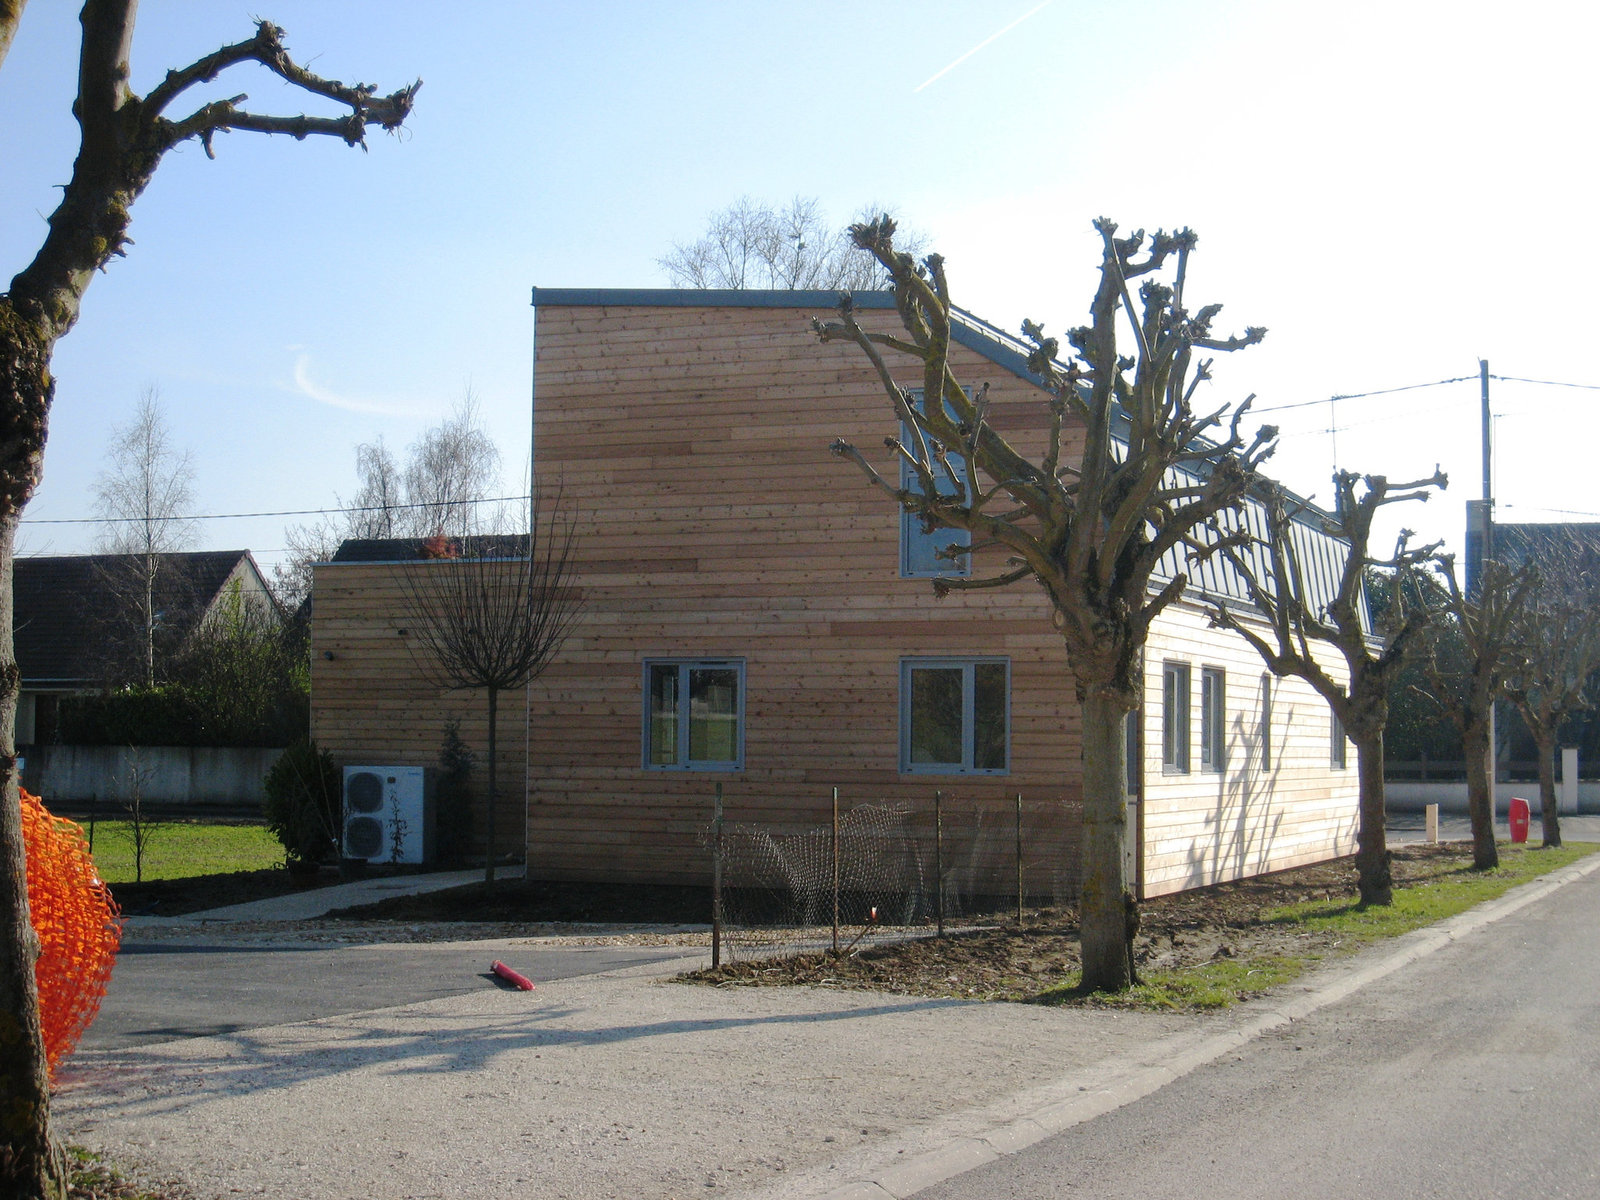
[1210,472,1446,905]
[819,217,1275,992]
[92,388,197,686]
[0,7,416,1195]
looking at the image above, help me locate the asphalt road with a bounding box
[916,863,1600,1200]
[83,936,692,1051]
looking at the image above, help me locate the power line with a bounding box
[20,493,531,527]
[1250,374,1477,416]
[1489,374,1600,392]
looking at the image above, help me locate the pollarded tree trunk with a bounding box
[1353,730,1393,906]
[1,301,64,1200]
[1079,689,1133,991]
[1462,718,1499,870]
[1535,729,1562,849]
[0,505,64,1200]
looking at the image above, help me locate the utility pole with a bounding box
[1479,359,1499,807]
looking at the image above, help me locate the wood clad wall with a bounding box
[1138,602,1360,897]
[310,565,529,863]
[527,302,1087,885]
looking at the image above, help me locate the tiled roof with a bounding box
[14,550,258,687]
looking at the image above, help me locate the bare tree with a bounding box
[1210,472,1446,905]
[91,388,197,686]
[1417,555,1537,869]
[399,500,582,885]
[819,217,1275,992]
[0,8,416,1194]
[278,400,505,606]
[1505,542,1600,849]
[660,196,926,291]
[403,394,502,539]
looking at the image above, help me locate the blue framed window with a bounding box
[1162,661,1191,774]
[643,659,745,770]
[900,391,972,579]
[900,658,1009,774]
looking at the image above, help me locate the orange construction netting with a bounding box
[20,788,122,1079]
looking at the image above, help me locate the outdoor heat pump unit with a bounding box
[342,766,437,865]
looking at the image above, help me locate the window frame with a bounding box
[899,656,1010,775]
[1200,666,1226,773]
[1162,661,1191,774]
[1331,707,1349,771]
[1259,673,1273,772]
[641,658,746,771]
[899,389,974,580]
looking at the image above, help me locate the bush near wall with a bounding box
[58,684,308,748]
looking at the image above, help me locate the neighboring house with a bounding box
[14,549,277,747]
[311,290,1361,898]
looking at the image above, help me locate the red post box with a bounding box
[1509,796,1531,844]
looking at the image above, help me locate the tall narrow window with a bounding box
[1200,667,1226,772]
[900,391,973,579]
[901,658,1009,774]
[1259,674,1273,771]
[1162,662,1190,773]
[1331,707,1348,770]
[643,660,745,770]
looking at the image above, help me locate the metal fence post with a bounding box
[934,788,944,938]
[712,781,724,969]
[1016,792,1024,928]
[831,785,840,954]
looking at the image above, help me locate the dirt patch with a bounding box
[685,845,1465,1001]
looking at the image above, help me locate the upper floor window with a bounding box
[644,659,744,770]
[900,390,972,579]
[901,658,1009,774]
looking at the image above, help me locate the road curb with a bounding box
[784,848,1600,1200]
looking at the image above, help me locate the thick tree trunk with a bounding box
[1536,730,1562,849]
[1462,717,1499,870]
[1,301,65,1197]
[0,511,65,1200]
[484,686,498,886]
[1353,731,1392,906]
[1079,690,1132,992]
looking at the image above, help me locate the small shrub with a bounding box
[263,738,341,865]
[436,719,475,865]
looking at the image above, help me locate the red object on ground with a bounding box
[491,960,535,991]
[1509,796,1531,844]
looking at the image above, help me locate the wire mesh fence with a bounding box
[704,785,1084,964]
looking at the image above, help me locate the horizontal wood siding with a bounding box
[311,566,528,864]
[1137,602,1359,897]
[526,302,1085,886]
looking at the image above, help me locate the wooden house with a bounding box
[311,290,1360,898]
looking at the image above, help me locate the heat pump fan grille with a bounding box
[345,815,385,859]
[346,771,384,814]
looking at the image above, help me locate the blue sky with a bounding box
[4,0,1598,575]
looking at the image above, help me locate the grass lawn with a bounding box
[82,819,284,884]
[1039,841,1599,1010]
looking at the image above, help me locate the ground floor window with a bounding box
[900,658,1009,774]
[1162,661,1191,773]
[1331,707,1349,770]
[1200,667,1226,772]
[643,659,744,770]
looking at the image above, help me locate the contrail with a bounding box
[913,1,1056,93]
